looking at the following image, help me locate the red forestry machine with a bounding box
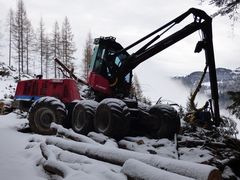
[14,8,220,139]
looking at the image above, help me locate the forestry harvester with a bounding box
[14,8,220,139]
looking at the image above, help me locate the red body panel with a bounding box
[15,79,80,103]
[88,72,111,95]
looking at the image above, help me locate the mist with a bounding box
[135,59,209,108]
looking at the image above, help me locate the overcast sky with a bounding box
[0,0,239,102]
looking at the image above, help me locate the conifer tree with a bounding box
[131,74,152,105]
[51,21,61,78]
[227,91,240,119]
[201,0,240,19]
[37,18,45,75]
[7,9,14,66]
[61,16,76,68]
[24,19,35,74]
[132,74,143,100]
[44,34,51,78]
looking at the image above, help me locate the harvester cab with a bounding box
[88,36,132,99]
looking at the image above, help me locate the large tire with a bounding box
[28,97,66,135]
[71,100,98,135]
[149,104,180,139]
[94,98,130,139]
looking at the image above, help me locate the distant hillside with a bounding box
[174,67,240,108]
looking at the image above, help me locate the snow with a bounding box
[0,76,16,99]
[179,147,213,163]
[119,136,213,163]
[0,111,230,180]
[0,113,46,180]
[0,113,128,180]
[58,154,125,180]
[51,123,99,145]
[122,159,194,180]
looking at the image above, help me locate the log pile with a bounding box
[19,122,240,179]
[32,123,226,180]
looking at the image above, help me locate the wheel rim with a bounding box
[35,107,55,129]
[74,108,86,131]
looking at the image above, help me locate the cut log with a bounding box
[46,136,221,180]
[118,139,136,150]
[50,123,99,145]
[87,132,109,144]
[40,143,72,177]
[104,139,118,148]
[57,150,123,175]
[122,159,194,180]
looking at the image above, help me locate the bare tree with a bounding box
[24,19,35,74]
[0,20,3,57]
[44,34,51,78]
[37,19,53,78]
[12,0,29,77]
[37,18,45,75]
[51,21,61,78]
[82,32,93,80]
[61,16,76,68]
[7,9,14,66]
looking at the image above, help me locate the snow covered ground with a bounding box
[0,112,131,180]
[0,113,126,180]
[0,113,46,179]
[0,112,224,180]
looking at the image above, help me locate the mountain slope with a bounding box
[174,67,240,107]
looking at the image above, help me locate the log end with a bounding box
[208,169,222,180]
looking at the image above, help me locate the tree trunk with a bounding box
[9,17,12,66]
[50,123,99,145]
[40,143,72,177]
[122,159,194,180]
